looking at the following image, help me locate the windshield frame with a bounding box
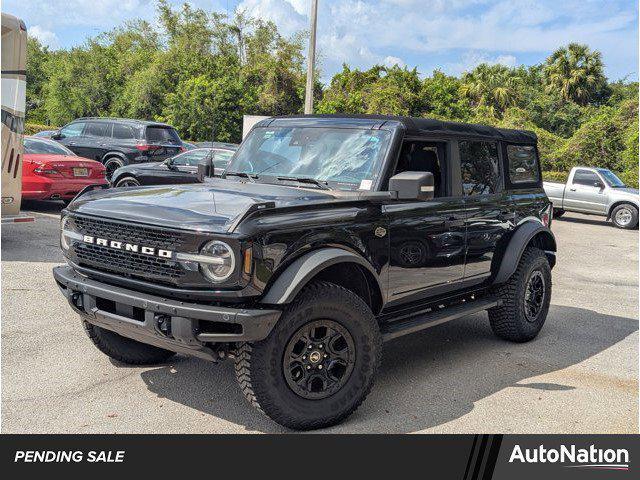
[597,168,626,188]
[224,125,396,191]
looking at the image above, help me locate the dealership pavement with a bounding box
[2,201,638,433]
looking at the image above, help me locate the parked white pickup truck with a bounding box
[544,167,639,229]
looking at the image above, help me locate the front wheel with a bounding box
[488,247,551,342]
[234,281,382,430]
[611,204,638,229]
[115,176,140,188]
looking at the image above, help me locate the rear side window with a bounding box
[85,122,111,138]
[573,169,600,186]
[112,124,136,139]
[506,145,539,184]
[459,140,501,196]
[146,126,181,143]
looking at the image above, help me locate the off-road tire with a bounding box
[488,247,551,342]
[552,208,565,218]
[83,321,176,365]
[234,280,382,430]
[611,203,638,229]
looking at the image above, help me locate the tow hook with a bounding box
[71,291,83,310]
[155,314,172,337]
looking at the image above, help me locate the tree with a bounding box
[421,70,471,120]
[460,63,523,116]
[25,38,50,123]
[543,43,608,106]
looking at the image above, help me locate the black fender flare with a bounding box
[493,221,557,285]
[260,248,383,305]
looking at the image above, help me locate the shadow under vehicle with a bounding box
[53,115,556,430]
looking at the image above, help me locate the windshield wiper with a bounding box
[225,171,257,182]
[276,176,330,190]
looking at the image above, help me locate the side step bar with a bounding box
[381,297,501,342]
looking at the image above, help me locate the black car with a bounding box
[50,117,184,178]
[110,146,238,187]
[54,115,556,430]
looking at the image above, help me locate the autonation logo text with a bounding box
[509,444,630,471]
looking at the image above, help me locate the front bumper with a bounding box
[53,265,281,361]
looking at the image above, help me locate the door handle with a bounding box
[68,142,76,146]
[569,188,577,191]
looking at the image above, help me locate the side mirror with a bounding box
[389,171,434,201]
[51,131,63,140]
[594,180,604,189]
[197,157,214,182]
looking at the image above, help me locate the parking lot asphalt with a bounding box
[1,200,638,433]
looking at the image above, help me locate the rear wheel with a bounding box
[83,321,175,365]
[115,176,140,188]
[234,281,381,430]
[611,204,638,229]
[104,157,125,180]
[488,247,551,342]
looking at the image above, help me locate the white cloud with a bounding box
[29,25,60,49]
[383,55,406,68]
[445,52,517,76]
[238,0,307,35]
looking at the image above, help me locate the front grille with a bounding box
[73,216,187,250]
[70,215,189,283]
[75,243,185,280]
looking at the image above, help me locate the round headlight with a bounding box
[199,240,235,282]
[60,216,72,251]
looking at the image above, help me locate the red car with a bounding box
[22,136,108,204]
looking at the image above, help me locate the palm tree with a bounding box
[543,43,607,105]
[460,63,522,116]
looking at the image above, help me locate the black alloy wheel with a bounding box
[283,319,355,400]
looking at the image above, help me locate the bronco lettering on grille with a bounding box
[82,235,172,258]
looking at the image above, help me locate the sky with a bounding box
[6,0,639,82]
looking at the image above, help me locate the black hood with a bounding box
[67,179,350,233]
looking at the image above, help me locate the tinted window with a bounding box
[459,140,501,196]
[24,138,76,156]
[597,169,625,187]
[573,170,600,186]
[507,144,539,183]
[112,124,136,139]
[171,149,211,166]
[212,149,234,168]
[146,126,181,143]
[85,122,112,138]
[60,122,85,137]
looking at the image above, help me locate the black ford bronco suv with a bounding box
[53,115,556,430]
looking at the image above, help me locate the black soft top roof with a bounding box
[260,114,537,144]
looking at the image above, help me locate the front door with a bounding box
[385,199,467,305]
[563,169,608,213]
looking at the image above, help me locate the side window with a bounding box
[172,150,210,166]
[112,124,135,140]
[394,141,446,197]
[506,144,539,184]
[572,169,600,186]
[459,140,500,196]
[60,122,86,137]
[84,122,112,138]
[212,149,235,169]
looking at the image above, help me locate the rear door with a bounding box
[563,169,607,213]
[76,121,112,161]
[460,139,513,282]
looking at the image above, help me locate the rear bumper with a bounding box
[23,178,109,200]
[53,265,281,361]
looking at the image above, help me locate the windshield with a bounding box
[598,169,626,187]
[226,127,392,189]
[24,137,75,156]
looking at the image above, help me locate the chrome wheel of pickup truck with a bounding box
[611,204,639,229]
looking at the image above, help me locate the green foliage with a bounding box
[23,3,637,181]
[542,171,569,183]
[25,123,57,135]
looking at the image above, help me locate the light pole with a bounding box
[304,0,318,114]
